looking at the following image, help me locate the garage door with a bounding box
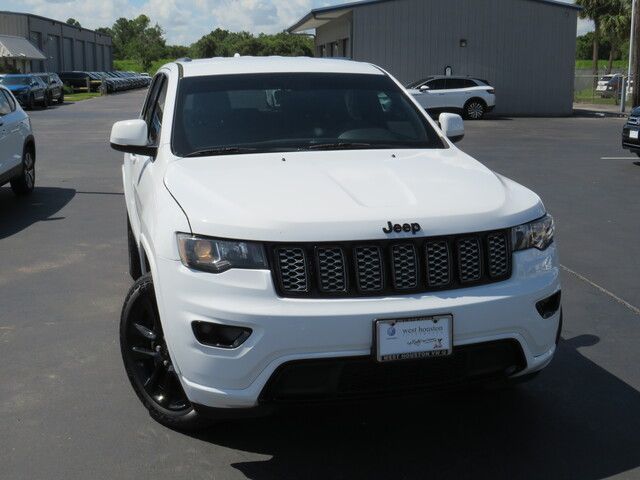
[48,35,61,72]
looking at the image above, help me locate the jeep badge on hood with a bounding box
[383,222,422,234]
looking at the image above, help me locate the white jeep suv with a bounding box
[111,57,560,430]
[0,85,36,196]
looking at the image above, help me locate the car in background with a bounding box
[407,76,496,119]
[59,71,102,92]
[622,107,640,156]
[0,74,48,109]
[34,72,64,104]
[0,85,36,196]
[596,74,624,98]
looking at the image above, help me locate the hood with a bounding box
[5,84,29,92]
[164,149,545,242]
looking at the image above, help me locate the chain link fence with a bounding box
[574,73,633,110]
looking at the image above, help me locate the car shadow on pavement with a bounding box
[190,334,640,480]
[0,186,75,239]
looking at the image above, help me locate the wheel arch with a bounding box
[465,97,487,108]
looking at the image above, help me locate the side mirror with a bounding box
[439,113,464,143]
[419,85,430,92]
[110,119,157,156]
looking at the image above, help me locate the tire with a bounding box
[120,274,211,431]
[58,91,64,104]
[127,218,143,280]
[42,94,49,109]
[26,93,34,111]
[10,147,35,196]
[464,99,486,120]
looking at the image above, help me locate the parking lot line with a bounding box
[601,156,638,160]
[561,264,640,317]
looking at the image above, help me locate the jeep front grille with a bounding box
[272,230,512,298]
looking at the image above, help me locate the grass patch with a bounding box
[114,58,176,75]
[575,59,628,70]
[65,92,102,102]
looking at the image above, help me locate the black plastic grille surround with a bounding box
[271,230,512,298]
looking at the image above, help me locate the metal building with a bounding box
[0,11,112,73]
[289,0,579,116]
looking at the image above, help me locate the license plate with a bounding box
[631,130,639,139]
[374,315,453,362]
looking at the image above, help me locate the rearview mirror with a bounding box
[110,119,157,156]
[439,113,464,143]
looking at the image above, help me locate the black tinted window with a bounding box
[172,73,444,156]
[149,78,168,145]
[448,78,476,89]
[427,79,448,90]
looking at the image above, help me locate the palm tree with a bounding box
[576,0,621,77]
[601,0,632,74]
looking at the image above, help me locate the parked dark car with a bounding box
[58,71,102,92]
[34,73,64,104]
[622,107,640,156]
[0,74,48,109]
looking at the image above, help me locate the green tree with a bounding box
[601,0,632,73]
[576,0,624,77]
[108,15,167,68]
[66,18,81,28]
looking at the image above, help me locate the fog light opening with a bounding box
[536,291,562,319]
[192,321,252,348]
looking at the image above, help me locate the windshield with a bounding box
[0,76,30,86]
[172,73,445,157]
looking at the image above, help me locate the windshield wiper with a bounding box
[308,142,375,151]
[185,146,257,157]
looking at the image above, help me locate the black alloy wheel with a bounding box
[120,275,208,430]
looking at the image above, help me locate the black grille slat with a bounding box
[317,248,347,293]
[271,230,511,298]
[391,244,418,290]
[277,248,308,293]
[355,247,384,292]
[458,238,482,283]
[487,233,509,278]
[425,241,451,287]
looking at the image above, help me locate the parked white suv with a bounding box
[407,76,496,119]
[111,57,560,431]
[0,86,36,196]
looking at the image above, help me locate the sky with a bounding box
[0,0,593,45]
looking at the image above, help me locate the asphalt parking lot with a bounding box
[2,91,640,480]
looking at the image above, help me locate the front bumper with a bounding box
[622,126,640,152]
[153,244,561,409]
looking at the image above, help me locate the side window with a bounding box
[0,92,12,115]
[427,79,447,90]
[447,79,466,89]
[2,91,16,112]
[141,75,163,123]
[148,77,168,146]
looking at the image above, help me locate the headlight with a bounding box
[511,214,554,252]
[177,234,267,273]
